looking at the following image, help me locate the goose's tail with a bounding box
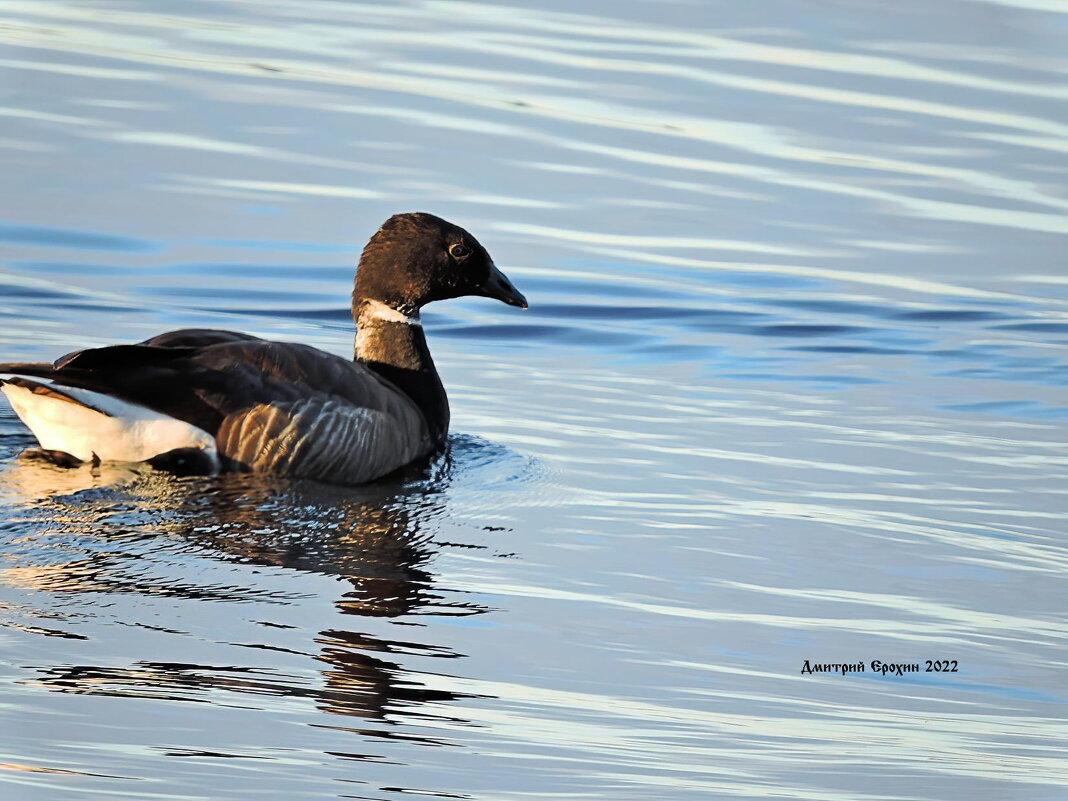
[0,372,219,474]
[0,362,55,377]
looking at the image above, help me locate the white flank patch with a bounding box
[1,375,218,467]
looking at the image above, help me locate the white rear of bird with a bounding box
[1,375,217,466]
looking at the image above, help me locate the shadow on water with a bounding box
[0,434,515,736]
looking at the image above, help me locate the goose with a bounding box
[0,212,527,484]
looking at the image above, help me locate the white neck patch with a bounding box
[361,299,421,326]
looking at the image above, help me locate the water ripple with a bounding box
[1,1,1066,799]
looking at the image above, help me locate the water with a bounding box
[1,1,1067,798]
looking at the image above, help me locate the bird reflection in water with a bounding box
[0,439,496,733]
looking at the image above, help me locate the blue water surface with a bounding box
[1,1,1066,799]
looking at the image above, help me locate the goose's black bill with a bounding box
[481,262,528,309]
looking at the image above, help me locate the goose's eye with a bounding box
[448,242,470,260]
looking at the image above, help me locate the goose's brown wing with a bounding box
[217,396,427,483]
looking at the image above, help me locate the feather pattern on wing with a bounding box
[219,397,426,483]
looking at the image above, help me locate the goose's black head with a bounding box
[353,212,527,315]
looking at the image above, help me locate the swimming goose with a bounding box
[0,212,527,484]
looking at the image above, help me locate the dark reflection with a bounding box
[0,436,509,735]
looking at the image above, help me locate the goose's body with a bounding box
[0,213,527,484]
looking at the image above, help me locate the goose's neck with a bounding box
[354,299,449,443]
[355,300,426,369]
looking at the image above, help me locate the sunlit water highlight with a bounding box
[1,1,1066,799]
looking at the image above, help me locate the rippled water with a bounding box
[2,1,1067,799]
